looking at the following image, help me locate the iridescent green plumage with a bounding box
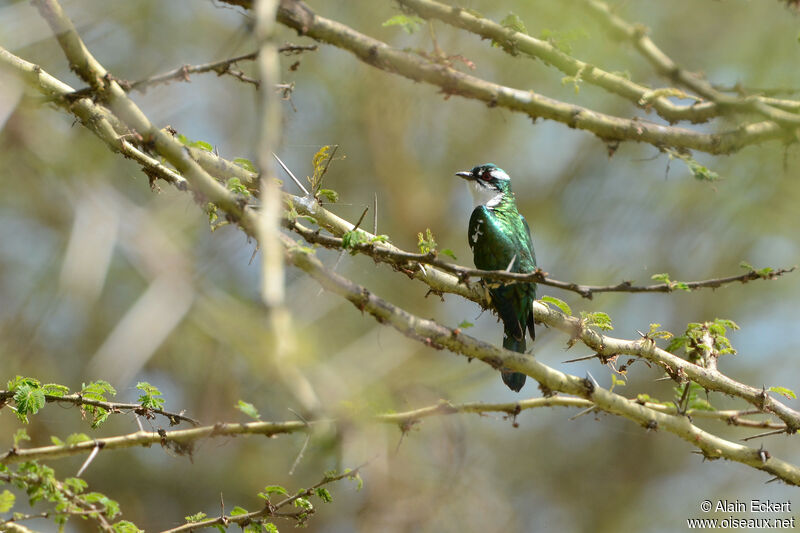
[456,164,537,392]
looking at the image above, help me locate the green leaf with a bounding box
[457,320,474,329]
[243,522,264,533]
[541,295,571,316]
[647,323,673,340]
[64,477,88,494]
[293,497,313,510]
[207,202,219,225]
[757,267,774,277]
[81,380,116,400]
[417,228,437,254]
[370,234,389,244]
[686,158,719,182]
[317,188,339,203]
[42,383,69,397]
[113,521,143,533]
[51,436,64,446]
[674,382,715,412]
[236,400,261,420]
[261,485,289,498]
[636,393,660,404]
[353,473,364,492]
[344,468,364,491]
[673,281,690,292]
[136,382,165,410]
[769,386,797,400]
[0,489,15,513]
[714,318,739,331]
[89,408,110,429]
[85,492,121,519]
[440,248,457,260]
[66,433,91,446]
[263,523,278,533]
[651,273,671,284]
[233,157,257,172]
[190,140,214,152]
[500,13,527,34]
[739,261,755,271]
[231,506,249,516]
[610,373,626,391]
[7,376,41,391]
[342,230,367,253]
[310,145,333,192]
[580,311,613,331]
[667,335,689,353]
[14,384,45,423]
[382,14,425,34]
[227,177,251,196]
[186,512,208,523]
[13,429,30,447]
[315,487,333,503]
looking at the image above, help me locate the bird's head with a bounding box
[455,163,512,208]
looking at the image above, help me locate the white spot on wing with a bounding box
[471,220,483,243]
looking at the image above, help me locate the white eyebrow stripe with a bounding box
[490,168,510,180]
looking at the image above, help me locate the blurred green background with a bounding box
[2,0,800,531]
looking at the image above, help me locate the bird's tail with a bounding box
[501,333,527,392]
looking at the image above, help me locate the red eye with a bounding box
[481,171,491,180]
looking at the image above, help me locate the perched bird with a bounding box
[455,164,537,392]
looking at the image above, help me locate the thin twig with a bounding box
[124,44,317,92]
[741,428,789,442]
[268,0,794,154]
[581,0,800,126]
[285,217,795,299]
[0,391,199,426]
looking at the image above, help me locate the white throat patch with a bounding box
[468,180,503,209]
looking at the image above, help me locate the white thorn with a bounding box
[505,254,517,272]
[76,444,101,477]
[373,193,378,235]
[273,152,310,196]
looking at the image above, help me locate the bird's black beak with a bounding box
[455,171,474,180]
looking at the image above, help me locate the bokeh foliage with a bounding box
[2,0,800,531]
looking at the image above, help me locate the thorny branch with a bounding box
[281,205,800,428]
[1,0,798,487]
[580,0,800,127]
[283,232,800,484]
[0,390,199,426]
[0,397,785,465]
[284,216,795,299]
[0,471,115,532]
[159,463,368,533]
[280,203,800,433]
[122,44,317,92]
[227,0,800,155]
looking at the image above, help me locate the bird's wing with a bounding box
[468,206,515,271]
[520,214,536,268]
